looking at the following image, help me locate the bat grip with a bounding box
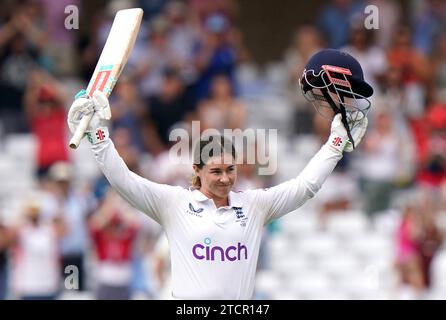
[69,113,94,149]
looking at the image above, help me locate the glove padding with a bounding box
[344,111,368,152]
[67,90,112,143]
[326,112,368,153]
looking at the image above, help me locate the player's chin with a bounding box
[216,184,233,196]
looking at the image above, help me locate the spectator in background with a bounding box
[109,76,146,153]
[47,162,93,292]
[197,73,246,133]
[137,0,167,21]
[143,132,194,187]
[387,25,431,89]
[141,118,193,188]
[14,0,52,69]
[10,199,65,300]
[375,64,421,122]
[77,10,105,83]
[417,191,443,289]
[40,0,81,76]
[414,102,446,187]
[226,25,251,65]
[89,190,140,300]
[431,31,446,101]
[0,0,48,59]
[372,70,418,187]
[317,0,365,48]
[342,25,387,91]
[24,69,69,180]
[413,0,446,56]
[133,15,182,98]
[359,109,407,218]
[317,160,359,226]
[143,67,196,156]
[194,13,238,101]
[79,0,137,81]
[366,0,401,49]
[188,0,240,32]
[284,25,323,94]
[395,196,425,298]
[113,127,143,176]
[284,25,323,135]
[387,24,431,140]
[130,215,160,299]
[395,189,443,297]
[0,221,13,300]
[164,1,199,84]
[0,4,47,134]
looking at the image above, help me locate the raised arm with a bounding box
[258,113,368,224]
[92,139,182,224]
[68,91,180,225]
[256,48,372,223]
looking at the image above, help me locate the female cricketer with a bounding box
[67,49,373,299]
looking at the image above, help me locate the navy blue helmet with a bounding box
[301,48,373,98]
[300,49,374,149]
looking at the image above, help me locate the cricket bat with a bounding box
[69,8,143,149]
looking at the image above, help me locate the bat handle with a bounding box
[69,113,94,149]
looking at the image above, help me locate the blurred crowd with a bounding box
[0,0,446,299]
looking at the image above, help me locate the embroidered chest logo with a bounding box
[187,203,204,217]
[233,207,248,227]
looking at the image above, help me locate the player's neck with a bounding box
[213,197,229,208]
[199,188,229,208]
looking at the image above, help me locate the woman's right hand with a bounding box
[67,90,112,144]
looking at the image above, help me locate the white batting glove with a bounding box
[326,112,368,153]
[67,90,112,144]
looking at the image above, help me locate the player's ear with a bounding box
[193,164,201,176]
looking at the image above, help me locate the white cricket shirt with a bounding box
[91,140,342,299]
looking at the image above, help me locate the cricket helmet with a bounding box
[300,49,373,147]
[301,48,373,98]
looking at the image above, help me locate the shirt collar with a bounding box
[229,191,243,208]
[189,187,243,207]
[190,187,210,202]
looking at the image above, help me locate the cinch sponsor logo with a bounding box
[192,238,248,262]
